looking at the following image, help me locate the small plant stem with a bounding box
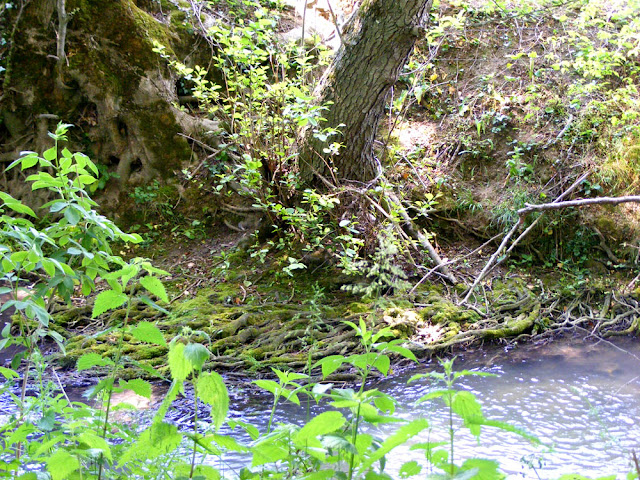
[98,298,132,480]
[267,393,279,434]
[348,402,362,480]
[448,394,454,476]
[190,381,199,479]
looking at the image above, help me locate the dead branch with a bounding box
[517,195,640,215]
[461,173,590,304]
[387,192,458,284]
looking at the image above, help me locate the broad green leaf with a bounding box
[251,441,289,467]
[78,174,97,185]
[383,344,417,361]
[399,460,422,478]
[294,411,346,448]
[64,207,81,225]
[92,289,128,318]
[459,459,504,480]
[139,275,169,302]
[119,378,152,399]
[358,419,430,472]
[314,355,345,378]
[3,200,36,217]
[253,379,279,396]
[320,434,357,455]
[118,422,182,466]
[373,354,390,376]
[374,394,395,414]
[168,342,193,381]
[42,147,57,162]
[20,154,39,170]
[46,450,80,480]
[197,372,229,430]
[452,391,484,436]
[0,367,19,379]
[78,432,113,461]
[130,321,167,346]
[416,389,455,404]
[184,343,210,370]
[77,353,115,371]
[209,434,248,452]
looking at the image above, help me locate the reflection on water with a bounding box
[1,332,638,478]
[373,337,640,478]
[214,336,640,478]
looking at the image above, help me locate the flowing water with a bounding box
[207,336,640,479]
[1,320,639,478]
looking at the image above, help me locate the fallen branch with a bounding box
[461,172,589,304]
[386,192,458,284]
[517,195,640,215]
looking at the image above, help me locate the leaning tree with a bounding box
[298,0,433,187]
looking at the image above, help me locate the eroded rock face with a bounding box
[0,0,218,209]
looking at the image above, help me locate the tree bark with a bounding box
[298,0,433,186]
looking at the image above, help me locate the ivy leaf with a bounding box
[139,275,169,302]
[77,353,115,371]
[46,450,80,480]
[92,289,128,318]
[130,321,166,346]
[197,372,229,430]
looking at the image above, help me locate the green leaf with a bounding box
[314,355,345,378]
[43,147,57,162]
[452,391,484,436]
[399,460,422,478]
[20,154,39,170]
[294,411,346,448]
[64,207,81,225]
[78,432,113,461]
[184,343,210,370]
[168,342,193,382]
[119,378,152,399]
[130,321,166,346]
[358,419,430,472]
[383,344,417,362]
[251,441,289,467]
[78,174,97,185]
[253,379,279,396]
[0,367,19,379]
[197,372,229,430]
[77,353,115,371]
[459,459,504,480]
[373,354,390,376]
[46,450,80,480]
[118,422,182,466]
[139,275,169,302]
[92,289,128,318]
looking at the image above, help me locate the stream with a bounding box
[203,336,640,479]
[1,326,639,478]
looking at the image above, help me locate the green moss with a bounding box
[420,294,480,325]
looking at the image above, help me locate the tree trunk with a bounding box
[298,0,433,186]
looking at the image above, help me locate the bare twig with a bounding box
[463,172,590,302]
[517,195,640,215]
[387,192,458,284]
